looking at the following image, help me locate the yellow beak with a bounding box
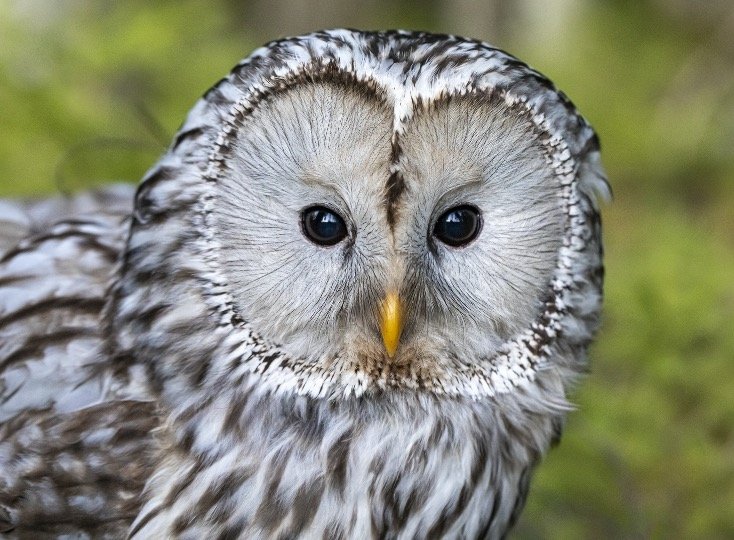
[379,291,403,358]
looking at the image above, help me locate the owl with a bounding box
[0,30,608,538]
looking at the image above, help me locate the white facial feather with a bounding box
[215,82,394,361]
[395,96,564,349]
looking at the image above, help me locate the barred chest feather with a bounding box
[130,382,561,539]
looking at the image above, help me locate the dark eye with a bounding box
[301,206,348,246]
[433,205,482,247]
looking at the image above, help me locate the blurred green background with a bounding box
[1,0,732,537]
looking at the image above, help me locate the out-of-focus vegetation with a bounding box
[1,0,732,537]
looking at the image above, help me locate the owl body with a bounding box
[0,30,607,538]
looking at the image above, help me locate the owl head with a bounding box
[117,30,608,404]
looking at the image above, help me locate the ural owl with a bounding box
[0,30,609,538]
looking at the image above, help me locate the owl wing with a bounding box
[0,184,137,257]
[0,184,160,536]
[0,184,137,420]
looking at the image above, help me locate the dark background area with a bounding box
[1,1,733,537]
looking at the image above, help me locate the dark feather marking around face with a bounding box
[434,50,474,74]
[257,351,281,376]
[384,148,405,229]
[202,78,236,108]
[171,127,205,151]
[133,166,181,225]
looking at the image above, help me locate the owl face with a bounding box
[214,78,564,379]
[134,30,607,400]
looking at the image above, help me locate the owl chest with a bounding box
[133,400,530,539]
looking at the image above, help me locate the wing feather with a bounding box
[0,185,161,536]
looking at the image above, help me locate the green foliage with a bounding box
[0,1,252,195]
[1,1,732,537]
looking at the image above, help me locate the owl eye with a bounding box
[301,206,348,246]
[433,205,482,247]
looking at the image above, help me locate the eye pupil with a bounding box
[302,206,348,246]
[433,205,482,247]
